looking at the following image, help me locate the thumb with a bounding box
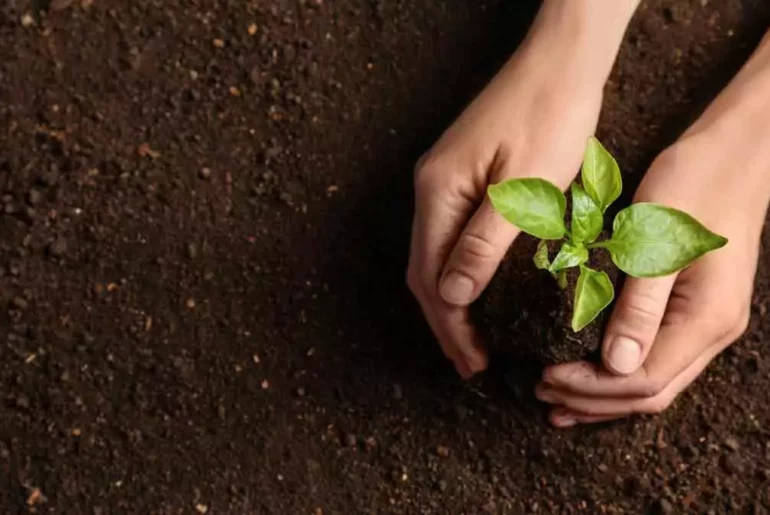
[438,199,519,306]
[602,276,676,375]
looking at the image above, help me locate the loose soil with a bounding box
[1,0,770,513]
[476,232,618,366]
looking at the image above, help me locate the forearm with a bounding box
[683,28,770,182]
[507,0,641,89]
[689,29,770,131]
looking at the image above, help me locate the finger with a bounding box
[438,198,519,306]
[544,319,711,398]
[435,301,489,374]
[417,295,474,379]
[407,183,488,374]
[548,407,622,428]
[538,336,726,417]
[602,276,676,375]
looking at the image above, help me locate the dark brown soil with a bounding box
[475,231,618,366]
[1,0,770,513]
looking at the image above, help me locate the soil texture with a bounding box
[2,0,770,513]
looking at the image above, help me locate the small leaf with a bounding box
[572,267,614,332]
[570,183,603,244]
[549,243,588,274]
[533,240,550,270]
[556,269,568,290]
[488,178,566,240]
[581,136,622,212]
[602,203,728,278]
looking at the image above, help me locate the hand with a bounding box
[536,31,770,425]
[407,1,639,378]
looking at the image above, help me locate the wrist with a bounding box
[514,0,640,88]
[683,30,770,187]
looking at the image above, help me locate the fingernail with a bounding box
[535,384,556,403]
[551,408,577,428]
[554,415,577,428]
[607,336,641,375]
[455,359,472,380]
[439,272,476,305]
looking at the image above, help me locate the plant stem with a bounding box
[586,240,610,250]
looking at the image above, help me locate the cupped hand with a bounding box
[536,30,770,426]
[537,130,769,427]
[406,17,609,379]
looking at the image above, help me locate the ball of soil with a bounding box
[472,233,618,367]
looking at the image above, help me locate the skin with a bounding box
[407,0,770,426]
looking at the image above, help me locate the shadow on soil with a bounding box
[314,1,544,415]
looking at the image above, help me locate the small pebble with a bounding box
[724,436,740,451]
[25,487,44,506]
[344,434,357,447]
[721,453,744,474]
[27,189,42,205]
[15,394,30,409]
[198,167,211,180]
[11,297,28,310]
[47,237,68,257]
[436,445,450,458]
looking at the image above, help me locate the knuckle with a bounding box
[706,301,751,343]
[723,304,751,342]
[639,373,667,399]
[617,295,664,330]
[456,232,498,263]
[413,153,446,192]
[406,265,434,299]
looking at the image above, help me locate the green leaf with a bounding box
[602,203,728,278]
[488,178,566,240]
[572,267,614,332]
[581,136,622,212]
[548,242,588,274]
[556,270,568,290]
[533,240,550,270]
[570,183,603,244]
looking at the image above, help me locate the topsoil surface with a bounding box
[2,0,770,513]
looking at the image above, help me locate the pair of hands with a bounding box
[407,10,770,426]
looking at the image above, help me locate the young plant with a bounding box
[487,137,727,332]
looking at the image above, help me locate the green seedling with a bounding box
[488,136,727,332]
